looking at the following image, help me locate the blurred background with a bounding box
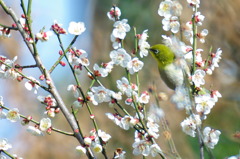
[0,0,239,158]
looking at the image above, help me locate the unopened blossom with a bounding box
[51,20,67,34]
[46,108,56,118]
[162,16,180,33]
[35,31,53,42]
[112,19,130,39]
[138,30,150,58]
[0,27,11,39]
[203,127,221,149]
[158,0,173,18]
[26,126,44,136]
[127,57,144,74]
[0,139,12,150]
[39,118,51,131]
[181,114,201,137]
[76,145,86,155]
[197,29,208,43]
[191,69,205,87]
[37,95,57,107]
[68,21,86,35]
[6,108,20,122]
[110,49,131,67]
[107,6,121,21]
[24,77,40,94]
[98,130,111,142]
[194,12,205,26]
[132,140,150,156]
[149,144,162,157]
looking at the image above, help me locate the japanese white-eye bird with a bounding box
[149,44,185,90]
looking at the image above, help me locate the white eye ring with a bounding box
[150,49,159,54]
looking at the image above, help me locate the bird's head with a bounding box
[149,44,175,68]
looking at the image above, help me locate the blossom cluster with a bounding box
[159,0,222,150]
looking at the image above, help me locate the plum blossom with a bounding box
[127,57,144,74]
[203,127,221,149]
[25,77,40,94]
[6,108,20,122]
[197,29,208,43]
[98,130,111,142]
[90,86,112,105]
[112,19,130,39]
[68,21,86,35]
[0,139,12,150]
[162,16,180,33]
[191,69,205,87]
[181,114,201,137]
[138,30,150,58]
[132,140,150,156]
[110,49,131,67]
[76,145,86,155]
[39,118,52,131]
[158,0,173,18]
[195,94,216,118]
[26,126,44,136]
[0,56,19,80]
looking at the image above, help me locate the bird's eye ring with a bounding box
[150,49,159,54]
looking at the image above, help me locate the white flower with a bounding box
[210,48,222,71]
[191,69,205,87]
[84,137,92,146]
[132,140,150,156]
[150,144,162,157]
[67,84,79,98]
[110,33,121,49]
[162,16,180,33]
[195,94,216,117]
[93,63,109,77]
[98,130,111,142]
[181,114,201,137]
[112,19,130,39]
[158,0,173,18]
[91,86,112,105]
[127,57,144,74]
[76,145,86,155]
[68,21,86,35]
[26,126,44,136]
[110,49,131,67]
[138,30,150,58]
[39,118,51,131]
[203,127,221,149]
[198,29,208,43]
[114,148,126,159]
[6,108,20,122]
[139,91,150,104]
[93,144,102,153]
[24,77,40,94]
[0,139,12,150]
[107,6,121,21]
[105,113,122,127]
[147,117,159,139]
[194,12,205,26]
